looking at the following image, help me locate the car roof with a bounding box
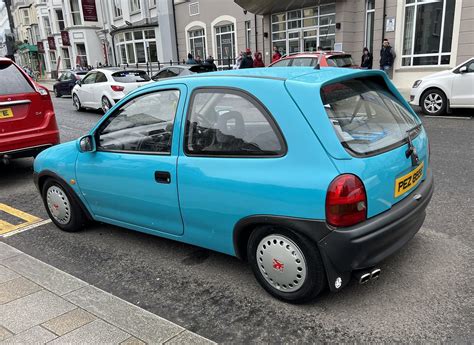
[87,68,147,75]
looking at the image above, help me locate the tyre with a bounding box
[101,96,112,113]
[421,89,447,116]
[247,226,326,303]
[73,94,83,111]
[41,179,87,232]
[54,87,61,98]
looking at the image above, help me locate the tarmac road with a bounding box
[1,96,473,343]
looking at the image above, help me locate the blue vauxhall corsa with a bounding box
[34,67,434,303]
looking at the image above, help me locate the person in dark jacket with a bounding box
[186,53,197,64]
[361,47,373,69]
[380,39,395,76]
[253,52,265,68]
[240,48,254,69]
[203,56,218,71]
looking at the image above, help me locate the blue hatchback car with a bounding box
[34,67,433,303]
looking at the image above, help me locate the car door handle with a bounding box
[155,171,171,184]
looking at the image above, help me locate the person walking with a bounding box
[272,46,282,63]
[240,48,254,69]
[361,47,373,69]
[380,39,395,77]
[253,52,265,68]
[186,53,197,64]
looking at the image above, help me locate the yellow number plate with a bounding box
[0,108,13,119]
[395,162,424,198]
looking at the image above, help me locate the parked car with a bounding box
[72,68,152,113]
[53,70,88,98]
[0,57,60,162]
[269,51,357,68]
[152,64,216,81]
[34,67,433,303]
[410,57,474,116]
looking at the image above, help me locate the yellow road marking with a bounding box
[0,203,43,235]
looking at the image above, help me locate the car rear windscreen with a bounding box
[326,55,355,67]
[0,62,35,95]
[321,78,420,156]
[112,70,151,83]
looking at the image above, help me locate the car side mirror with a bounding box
[76,80,82,86]
[459,66,468,73]
[78,135,95,153]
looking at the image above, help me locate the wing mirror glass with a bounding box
[459,66,468,73]
[76,80,82,86]
[79,135,95,153]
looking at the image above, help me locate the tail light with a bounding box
[326,174,367,227]
[111,85,125,92]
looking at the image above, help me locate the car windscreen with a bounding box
[326,55,355,67]
[0,62,35,95]
[321,77,420,156]
[111,70,151,83]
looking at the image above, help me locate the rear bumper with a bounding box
[318,168,434,291]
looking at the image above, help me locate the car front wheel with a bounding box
[421,89,447,116]
[41,179,86,232]
[247,226,326,303]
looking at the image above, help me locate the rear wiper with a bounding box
[405,123,422,166]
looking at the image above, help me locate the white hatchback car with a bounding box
[72,68,152,113]
[410,58,474,115]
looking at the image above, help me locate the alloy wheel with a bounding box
[423,92,443,114]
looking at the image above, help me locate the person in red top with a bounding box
[253,52,265,67]
[272,46,282,63]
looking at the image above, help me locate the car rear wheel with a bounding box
[421,89,447,116]
[247,226,326,303]
[41,179,86,232]
[101,97,112,113]
[73,94,83,111]
[54,87,61,98]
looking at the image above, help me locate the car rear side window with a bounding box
[96,90,180,154]
[271,59,292,67]
[185,89,286,157]
[0,63,35,95]
[326,55,355,67]
[321,78,419,156]
[112,70,150,83]
[292,58,315,67]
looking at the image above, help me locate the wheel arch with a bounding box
[232,215,331,261]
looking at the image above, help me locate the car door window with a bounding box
[58,73,67,81]
[466,61,474,72]
[292,58,315,67]
[96,90,180,154]
[270,59,292,67]
[95,72,108,83]
[81,73,96,84]
[185,89,286,157]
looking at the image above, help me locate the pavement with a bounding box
[0,242,214,345]
[1,93,473,343]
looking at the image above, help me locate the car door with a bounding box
[451,59,474,107]
[75,85,186,235]
[77,72,96,107]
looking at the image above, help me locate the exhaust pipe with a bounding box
[354,268,381,284]
[1,154,11,165]
[371,268,381,280]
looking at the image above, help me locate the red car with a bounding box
[0,58,59,162]
[269,51,357,68]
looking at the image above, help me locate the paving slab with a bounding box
[120,336,146,345]
[41,308,97,336]
[0,290,76,334]
[1,253,88,296]
[64,285,184,343]
[49,319,130,345]
[0,326,57,344]
[0,277,43,304]
[0,266,19,284]
[0,243,21,261]
[0,327,13,342]
[166,331,217,345]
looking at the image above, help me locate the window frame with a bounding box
[183,87,288,158]
[94,89,181,156]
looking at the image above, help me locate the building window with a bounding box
[76,43,88,67]
[365,0,375,53]
[113,0,123,17]
[215,24,235,67]
[70,0,82,25]
[56,10,65,31]
[62,48,71,69]
[116,29,158,65]
[150,0,157,8]
[49,51,57,65]
[188,28,206,60]
[189,2,199,16]
[43,17,52,37]
[23,9,30,25]
[271,4,336,56]
[245,20,251,49]
[402,0,455,66]
[129,0,141,13]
